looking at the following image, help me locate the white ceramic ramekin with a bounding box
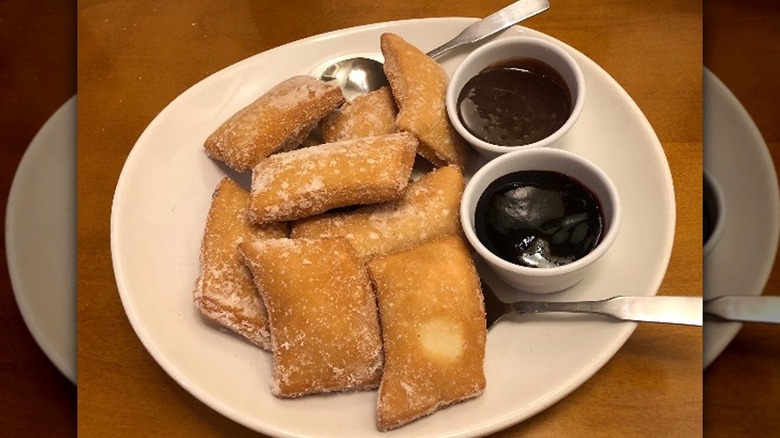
[446,36,585,160]
[461,147,620,293]
[703,170,726,257]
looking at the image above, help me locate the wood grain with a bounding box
[77,0,702,436]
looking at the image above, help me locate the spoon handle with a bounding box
[704,296,780,324]
[510,296,703,326]
[426,0,550,59]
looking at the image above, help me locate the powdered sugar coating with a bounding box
[291,166,464,261]
[238,237,384,397]
[367,235,486,431]
[320,86,398,143]
[249,132,418,224]
[204,75,344,172]
[381,33,469,169]
[193,177,289,351]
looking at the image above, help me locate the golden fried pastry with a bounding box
[193,177,289,351]
[204,75,344,172]
[366,235,486,431]
[291,166,464,261]
[320,86,397,143]
[248,132,418,224]
[239,237,383,397]
[381,33,469,169]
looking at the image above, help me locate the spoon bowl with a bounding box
[319,57,388,101]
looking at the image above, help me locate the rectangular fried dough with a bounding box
[193,177,289,351]
[367,235,486,431]
[291,166,464,261]
[320,86,398,143]
[381,33,469,169]
[249,132,418,224]
[204,75,345,172]
[239,238,383,397]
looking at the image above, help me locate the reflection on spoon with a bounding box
[318,0,550,100]
[319,57,389,101]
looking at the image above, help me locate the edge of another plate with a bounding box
[703,69,780,368]
[5,96,77,384]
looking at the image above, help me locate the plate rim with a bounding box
[110,18,676,437]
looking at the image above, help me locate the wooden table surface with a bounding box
[0,0,76,436]
[77,1,702,436]
[704,1,780,436]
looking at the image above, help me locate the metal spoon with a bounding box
[482,282,703,329]
[318,0,550,100]
[704,295,780,324]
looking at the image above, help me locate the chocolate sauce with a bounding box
[457,57,572,146]
[474,170,603,268]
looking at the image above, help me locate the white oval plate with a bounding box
[703,69,780,368]
[111,19,674,437]
[5,96,77,384]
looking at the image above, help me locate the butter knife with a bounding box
[704,296,780,324]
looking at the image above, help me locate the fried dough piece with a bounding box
[193,177,289,351]
[320,86,397,143]
[291,166,464,261]
[249,132,418,224]
[204,75,344,172]
[367,235,486,431]
[239,238,383,397]
[381,33,469,169]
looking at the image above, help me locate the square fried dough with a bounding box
[381,33,469,169]
[367,235,486,431]
[291,166,464,261]
[320,86,398,143]
[204,75,344,172]
[239,237,383,397]
[193,177,288,351]
[249,132,417,224]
